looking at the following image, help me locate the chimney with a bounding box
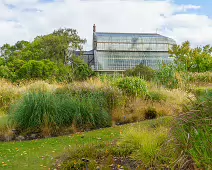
[93,24,96,32]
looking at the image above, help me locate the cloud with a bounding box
[175,4,201,12]
[0,0,211,50]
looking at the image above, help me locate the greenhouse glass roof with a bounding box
[94,32,176,44]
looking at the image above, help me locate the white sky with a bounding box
[0,0,212,50]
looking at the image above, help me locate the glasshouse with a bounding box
[78,25,176,71]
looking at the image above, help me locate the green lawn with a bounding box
[0,117,172,170]
[0,123,122,169]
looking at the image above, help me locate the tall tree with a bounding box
[0,28,86,65]
[32,28,86,64]
[169,41,212,72]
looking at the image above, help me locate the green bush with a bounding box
[72,56,95,81]
[0,65,14,79]
[56,64,73,82]
[125,64,156,81]
[18,60,45,79]
[7,59,26,72]
[0,58,5,66]
[1,59,74,82]
[116,77,148,97]
[9,91,111,134]
[155,64,180,89]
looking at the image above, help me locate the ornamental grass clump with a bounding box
[9,92,61,132]
[172,91,212,169]
[72,92,111,129]
[117,126,169,168]
[0,79,20,113]
[56,77,125,112]
[9,91,112,135]
[187,71,212,83]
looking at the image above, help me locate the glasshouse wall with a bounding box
[93,32,176,71]
[94,51,173,71]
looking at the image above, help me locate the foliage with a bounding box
[0,117,122,169]
[0,79,20,112]
[0,58,74,82]
[193,87,212,97]
[125,64,156,81]
[0,29,86,65]
[0,28,88,82]
[9,91,111,134]
[0,58,5,66]
[7,59,26,72]
[173,91,212,169]
[116,77,148,97]
[71,56,95,81]
[0,65,13,79]
[56,77,125,112]
[0,41,30,61]
[0,57,93,82]
[169,41,212,72]
[155,64,180,89]
[187,71,212,83]
[0,116,8,130]
[147,90,167,102]
[54,118,172,170]
[115,126,169,168]
[17,60,46,79]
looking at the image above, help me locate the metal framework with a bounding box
[92,32,176,71]
[78,25,176,71]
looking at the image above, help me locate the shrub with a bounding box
[125,64,156,81]
[0,65,14,79]
[18,60,49,79]
[72,56,96,81]
[155,64,180,89]
[7,59,26,72]
[116,77,148,97]
[4,59,73,82]
[0,58,5,66]
[42,60,59,79]
[56,64,73,82]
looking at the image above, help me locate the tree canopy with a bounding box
[0,28,86,64]
[0,28,94,82]
[169,41,212,72]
